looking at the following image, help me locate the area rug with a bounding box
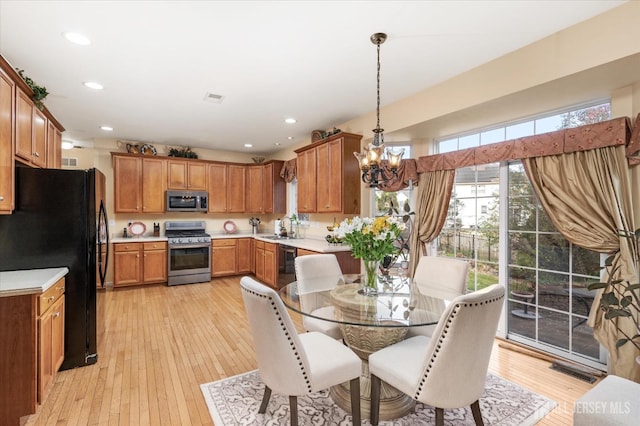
[200,370,556,425]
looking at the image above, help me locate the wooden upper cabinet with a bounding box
[0,67,14,214]
[32,108,47,168]
[208,163,246,213]
[227,164,246,213]
[295,132,362,214]
[46,121,62,169]
[245,165,264,213]
[113,155,142,213]
[16,88,47,168]
[207,163,228,213]
[142,157,166,213]
[15,89,34,162]
[316,139,343,212]
[297,148,316,213]
[168,159,207,190]
[245,161,285,214]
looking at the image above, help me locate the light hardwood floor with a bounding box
[23,277,598,425]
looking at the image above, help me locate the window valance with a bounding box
[279,158,297,183]
[375,158,419,192]
[417,116,633,172]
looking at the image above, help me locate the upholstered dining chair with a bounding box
[369,284,505,426]
[239,276,362,425]
[294,254,343,339]
[406,255,470,338]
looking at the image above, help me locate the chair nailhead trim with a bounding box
[414,293,505,399]
[241,284,313,392]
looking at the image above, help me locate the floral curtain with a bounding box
[408,169,455,277]
[523,145,639,381]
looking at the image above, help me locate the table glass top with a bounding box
[278,274,449,328]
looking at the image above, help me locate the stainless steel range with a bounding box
[165,221,211,286]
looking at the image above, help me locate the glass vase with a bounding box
[360,259,380,296]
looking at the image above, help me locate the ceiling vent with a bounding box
[203,92,225,103]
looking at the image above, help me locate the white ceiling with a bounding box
[0,0,626,154]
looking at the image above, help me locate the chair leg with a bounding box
[370,374,381,426]
[349,377,361,425]
[289,395,298,426]
[470,400,484,426]
[258,386,271,414]
[435,407,444,426]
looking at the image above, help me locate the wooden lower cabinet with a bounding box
[237,238,253,273]
[296,248,360,274]
[255,240,277,288]
[37,278,65,403]
[0,276,66,423]
[212,239,237,276]
[114,242,167,287]
[143,242,167,283]
[212,238,253,277]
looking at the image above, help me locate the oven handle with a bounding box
[168,243,211,250]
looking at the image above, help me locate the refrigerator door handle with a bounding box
[98,201,109,287]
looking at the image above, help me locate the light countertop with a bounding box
[0,267,69,298]
[111,236,168,243]
[110,234,351,253]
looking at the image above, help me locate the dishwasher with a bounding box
[278,244,297,288]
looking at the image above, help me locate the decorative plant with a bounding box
[168,147,198,159]
[16,68,49,110]
[381,200,414,271]
[588,229,640,355]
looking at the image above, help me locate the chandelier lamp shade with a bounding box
[354,32,404,188]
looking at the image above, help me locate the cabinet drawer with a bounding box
[212,239,236,247]
[143,242,166,250]
[38,278,65,316]
[114,242,143,252]
[255,240,264,249]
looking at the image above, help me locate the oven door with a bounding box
[168,243,211,277]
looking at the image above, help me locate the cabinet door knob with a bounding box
[48,296,55,302]
[0,196,4,201]
[34,152,40,157]
[53,312,61,318]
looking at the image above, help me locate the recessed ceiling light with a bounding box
[83,81,103,90]
[284,118,297,124]
[244,144,253,148]
[100,126,113,131]
[63,32,91,46]
[274,142,281,146]
[61,140,74,150]
[287,136,294,140]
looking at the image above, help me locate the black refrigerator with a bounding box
[0,167,109,370]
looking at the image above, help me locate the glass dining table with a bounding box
[278,273,450,421]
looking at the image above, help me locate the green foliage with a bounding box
[16,68,49,110]
[168,147,198,159]
[384,199,414,262]
[587,229,640,351]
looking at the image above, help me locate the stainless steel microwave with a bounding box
[166,190,208,212]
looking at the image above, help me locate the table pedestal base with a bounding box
[331,361,416,421]
[331,323,415,421]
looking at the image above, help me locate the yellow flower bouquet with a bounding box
[336,216,406,294]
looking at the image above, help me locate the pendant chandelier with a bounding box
[354,32,404,188]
